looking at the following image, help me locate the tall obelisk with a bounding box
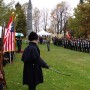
[27,0,33,36]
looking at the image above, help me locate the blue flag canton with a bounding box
[10,22,14,32]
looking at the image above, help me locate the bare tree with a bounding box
[6,0,15,9]
[33,7,40,32]
[41,8,49,31]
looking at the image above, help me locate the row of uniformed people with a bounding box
[52,37,90,53]
[63,39,90,53]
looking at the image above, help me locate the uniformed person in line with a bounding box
[87,40,90,53]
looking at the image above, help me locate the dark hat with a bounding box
[28,32,38,41]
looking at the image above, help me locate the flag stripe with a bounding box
[66,31,71,39]
[4,16,15,52]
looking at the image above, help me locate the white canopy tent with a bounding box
[0,26,2,38]
[15,32,24,37]
[37,30,51,36]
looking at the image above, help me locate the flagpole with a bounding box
[13,13,18,61]
[12,12,16,62]
[10,12,15,63]
[4,12,16,63]
[9,52,11,63]
[0,22,7,87]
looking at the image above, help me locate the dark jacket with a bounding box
[16,39,22,47]
[22,42,49,86]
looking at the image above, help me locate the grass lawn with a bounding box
[4,41,90,90]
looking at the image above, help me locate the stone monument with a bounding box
[27,0,33,36]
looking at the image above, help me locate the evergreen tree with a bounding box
[0,0,7,25]
[0,0,15,26]
[15,2,26,36]
[80,0,84,4]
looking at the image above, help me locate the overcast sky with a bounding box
[4,0,79,12]
[3,0,79,30]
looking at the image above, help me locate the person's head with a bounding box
[28,32,38,43]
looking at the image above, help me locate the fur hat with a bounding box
[28,32,38,41]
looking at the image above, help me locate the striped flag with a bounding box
[66,31,71,40]
[4,16,15,52]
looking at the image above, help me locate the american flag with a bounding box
[4,16,15,52]
[66,31,71,40]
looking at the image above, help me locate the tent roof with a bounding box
[37,30,51,36]
[15,32,24,37]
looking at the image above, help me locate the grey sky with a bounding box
[4,0,79,11]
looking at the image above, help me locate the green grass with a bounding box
[4,42,90,90]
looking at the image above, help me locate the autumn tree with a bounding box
[50,2,69,35]
[68,16,79,37]
[73,0,90,38]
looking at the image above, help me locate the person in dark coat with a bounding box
[39,36,43,44]
[16,36,22,52]
[21,32,49,90]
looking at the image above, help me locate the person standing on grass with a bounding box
[46,36,50,51]
[21,32,49,90]
[16,36,22,52]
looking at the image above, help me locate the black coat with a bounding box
[22,42,48,86]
